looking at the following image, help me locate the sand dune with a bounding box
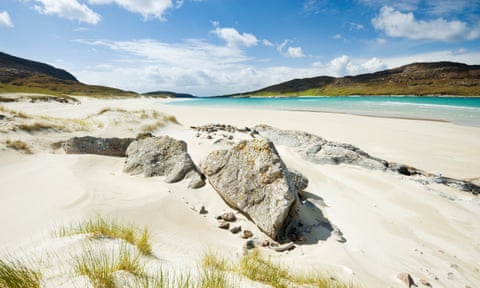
[0,96,479,287]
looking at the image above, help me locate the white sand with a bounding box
[0,96,479,287]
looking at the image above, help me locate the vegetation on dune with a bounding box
[0,258,41,288]
[0,217,357,287]
[4,140,32,154]
[56,217,153,256]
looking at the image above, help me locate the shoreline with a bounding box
[164,96,480,128]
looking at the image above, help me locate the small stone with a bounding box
[199,206,208,214]
[215,215,223,220]
[221,212,237,222]
[230,226,241,234]
[397,273,416,288]
[447,272,454,280]
[242,230,253,239]
[419,279,431,287]
[245,240,255,249]
[218,222,230,230]
[260,239,270,247]
[296,233,305,242]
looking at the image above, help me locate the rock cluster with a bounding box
[191,124,259,144]
[254,124,388,170]
[62,136,134,157]
[201,138,306,240]
[254,124,480,195]
[124,135,205,188]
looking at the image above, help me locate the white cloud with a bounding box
[426,0,477,15]
[0,11,13,27]
[88,0,174,20]
[372,6,478,41]
[286,47,305,58]
[34,0,101,24]
[262,39,274,47]
[277,40,305,58]
[75,35,480,95]
[349,22,364,30]
[212,27,258,48]
[358,0,420,11]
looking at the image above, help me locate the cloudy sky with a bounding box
[1,0,479,95]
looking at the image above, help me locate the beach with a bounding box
[0,96,479,287]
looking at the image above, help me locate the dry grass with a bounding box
[57,217,152,256]
[17,122,65,133]
[5,140,32,154]
[73,244,143,288]
[0,258,41,288]
[203,249,357,288]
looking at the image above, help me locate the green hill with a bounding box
[236,62,480,97]
[0,52,137,97]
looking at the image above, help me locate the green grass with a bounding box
[73,244,144,288]
[202,249,356,288]
[239,249,290,288]
[0,258,41,288]
[1,218,357,288]
[56,217,152,256]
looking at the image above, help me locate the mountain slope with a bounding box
[240,62,480,96]
[0,52,137,97]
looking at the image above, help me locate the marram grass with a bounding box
[0,258,41,288]
[56,217,152,256]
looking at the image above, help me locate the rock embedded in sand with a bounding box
[124,136,205,188]
[62,136,134,157]
[397,273,417,288]
[200,138,302,240]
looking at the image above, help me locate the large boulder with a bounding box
[62,136,134,157]
[200,138,302,240]
[254,125,388,170]
[124,136,205,188]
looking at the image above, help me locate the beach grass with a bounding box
[56,217,153,256]
[73,244,144,288]
[5,140,32,154]
[0,258,41,288]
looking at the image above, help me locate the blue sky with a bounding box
[1,0,479,95]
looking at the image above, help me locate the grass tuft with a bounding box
[73,244,144,288]
[239,249,289,288]
[5,140,32,154]
[57,217,153,256]
[0,258,41,288]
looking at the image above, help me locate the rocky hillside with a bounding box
[0,51,137,97]
[239,62,480,96]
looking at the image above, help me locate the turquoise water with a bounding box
[165,96,480,127]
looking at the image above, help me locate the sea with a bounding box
[164,96,480,127]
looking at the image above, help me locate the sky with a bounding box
[0,0,479,96]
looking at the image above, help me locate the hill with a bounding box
[142,91,196,98]
[237,62,480,96]
[0,52,137,97]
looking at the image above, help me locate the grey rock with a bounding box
[397,273,417,288]
[230,226,242,234]
[199,205,208,214]
[242,230,253,239]
[201,138,298,240]
[255,125,480,195]
[218,221,230,230]
[124,136,205,188]
[62,136,134,157]
[221,212,237,222]
[286,169,309,191]
[254,125,387,170]
[245,239,256,249]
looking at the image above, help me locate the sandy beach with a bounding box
[0,96,479,287]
